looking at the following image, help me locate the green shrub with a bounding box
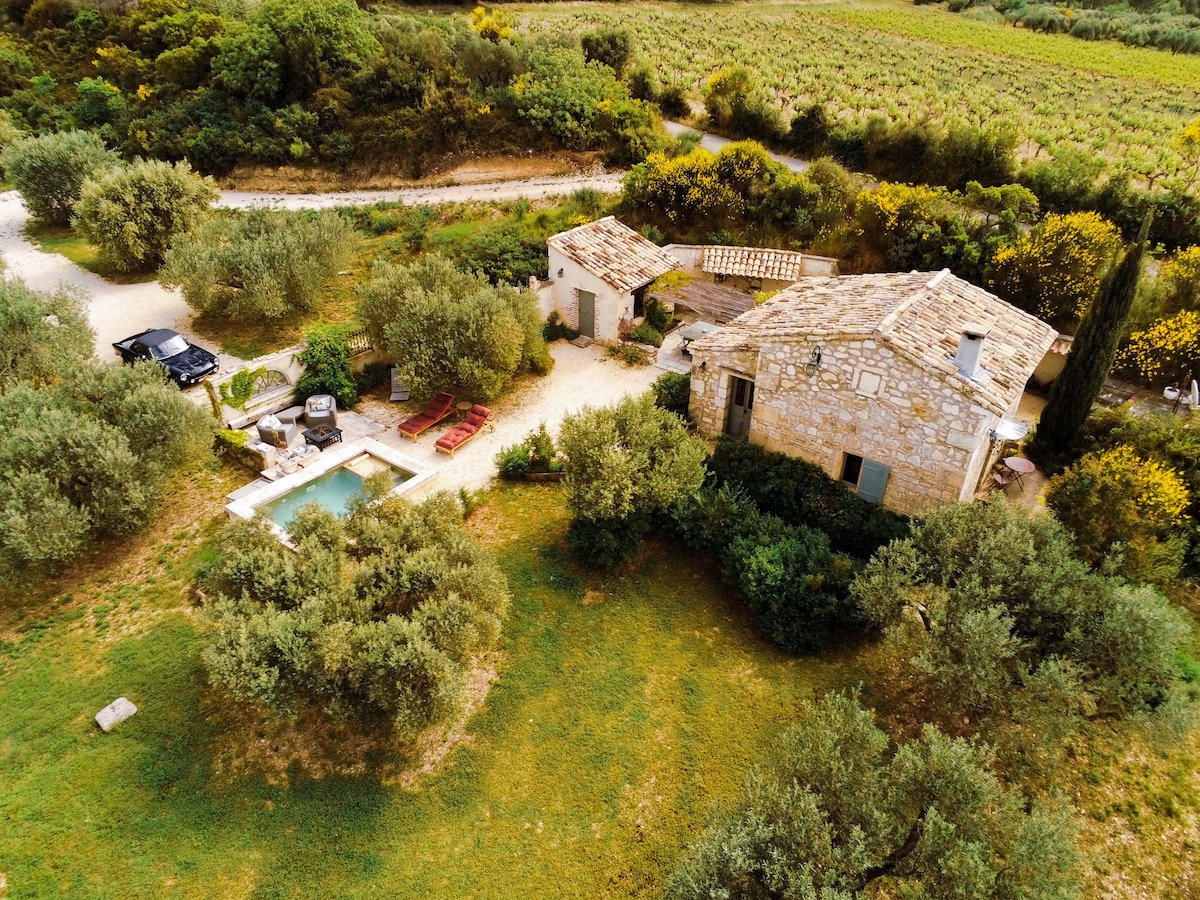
[628,321,664,347]
[671,484,860,652]
[645,297,673,333]
[354,361,390,394]
[543,311,579,342]
[651,371,691,418]
[496,424,561,479]
[607,342,651,366]
[218,366,266,410]
[709,436,909,559]
[495,443,532,480]
[295,324,358,408]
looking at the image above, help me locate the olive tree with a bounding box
[1,129,119,224]
[670,691,1080,900]
[201,493,510,738]
[0,277,93,388]
[357,253,551,402]
[72,158,217,272]
[558,394,707,566]
[0,362,216,576]
[852,498,1191,753]
[161,207,356,321]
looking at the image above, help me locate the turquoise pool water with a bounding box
[261,461,410,527]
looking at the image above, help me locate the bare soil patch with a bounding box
[219,151,603,194]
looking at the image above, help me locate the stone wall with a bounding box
[546,248,632,341]
[210,345,306,429]
[691,337,1006,516]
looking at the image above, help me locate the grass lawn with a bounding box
[0,480,859,899]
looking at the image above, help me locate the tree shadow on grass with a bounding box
[104,619,395,894]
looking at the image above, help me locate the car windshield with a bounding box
[150,335,189,359]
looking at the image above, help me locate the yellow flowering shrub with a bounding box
[854,182,944,249]
[1158,245,1200,313]
[624,149,744,222]
[1046,445,1189,585]
[989,211,1121,324]
[1117,310,1200,382]
[469,6,512,42]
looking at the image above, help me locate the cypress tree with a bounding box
[1033,215,1151,461]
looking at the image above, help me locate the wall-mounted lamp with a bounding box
[803,347,823,377]
[557,268,564,279]
[699,360,707,370]
[989,417,1029,442]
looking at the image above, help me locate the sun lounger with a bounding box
[397,392,455,441]
[435,405,491,458]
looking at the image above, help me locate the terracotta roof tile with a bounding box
[548,216,679,293]
[693,270,1058,417]
[702,246,806,281]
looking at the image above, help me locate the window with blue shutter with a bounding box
[856,460,890,505]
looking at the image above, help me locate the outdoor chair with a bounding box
[256,413,302,449]
[435,405,491,458]
[304,394,338,427]
[397,392,455,441]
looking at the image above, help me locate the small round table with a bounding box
[1003,456,1036,489]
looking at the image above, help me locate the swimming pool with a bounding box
[260,455,413,527]
[224,438,437,540]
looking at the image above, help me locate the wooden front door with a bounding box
[578,290,595,339]
[725,376,755,437]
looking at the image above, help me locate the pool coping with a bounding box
[223,437,439,533]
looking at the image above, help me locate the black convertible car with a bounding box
[113,328,219,386]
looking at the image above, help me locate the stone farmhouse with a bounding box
[544,217,680,342]
[687,270,1058,515]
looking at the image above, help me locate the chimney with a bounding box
[954,324,989,380]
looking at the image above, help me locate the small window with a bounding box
[841,453,864,487]
[715,273,727,283]
[841,454,890,504]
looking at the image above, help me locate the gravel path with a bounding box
[218,172,625,211]
[0,190,209,363]
[359,340,662,495]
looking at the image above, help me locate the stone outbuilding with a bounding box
[688,270,1058,515]
[546,216,680,341]
[665,244,839,294]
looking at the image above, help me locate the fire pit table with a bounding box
[302,424,343,451]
